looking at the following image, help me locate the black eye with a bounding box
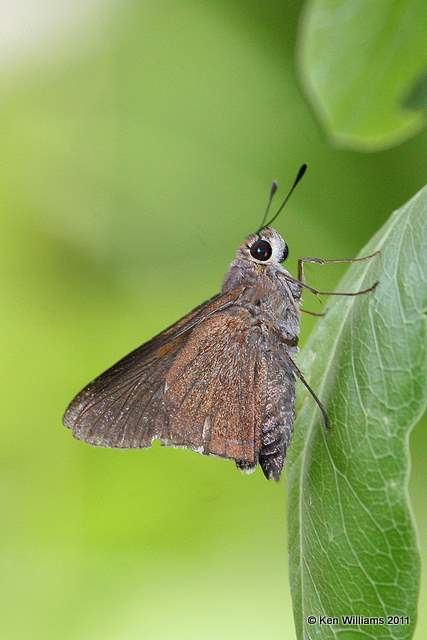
[279,243,289,263]
[250,239,272,262]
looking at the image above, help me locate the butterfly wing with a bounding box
[163,307,268,465]
[64,288,265,464]
[64,328,188,449]
[64,284,299,476]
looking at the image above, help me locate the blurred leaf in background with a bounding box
[299,0,427,150]
[404,70,427,110]
[0,2,426,640]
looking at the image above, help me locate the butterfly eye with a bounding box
[279,243,289,263]
[250,239,272,262]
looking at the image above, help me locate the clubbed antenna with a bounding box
[258,164,307,231]
[258,180,278,230]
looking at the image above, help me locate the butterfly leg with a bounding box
[298,252,379,283]
[285,353,330,431]
[301,308,326,317]
[298,252,380,297]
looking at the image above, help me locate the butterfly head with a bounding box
[244,227,289,265]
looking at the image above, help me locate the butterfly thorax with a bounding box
[222,253,301,347]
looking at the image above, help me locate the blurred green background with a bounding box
[1,2,426,639]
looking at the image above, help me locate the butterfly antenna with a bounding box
[257,180,278,231]
[262,164,307,229]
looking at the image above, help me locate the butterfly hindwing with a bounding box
[163,307,268,465]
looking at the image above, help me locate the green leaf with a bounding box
[287,186,427,639]
[404,69,427,110]
[298,0,427,151]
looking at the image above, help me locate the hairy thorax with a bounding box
[222,257,301,347]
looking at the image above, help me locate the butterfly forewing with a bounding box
[63,288,254,454]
